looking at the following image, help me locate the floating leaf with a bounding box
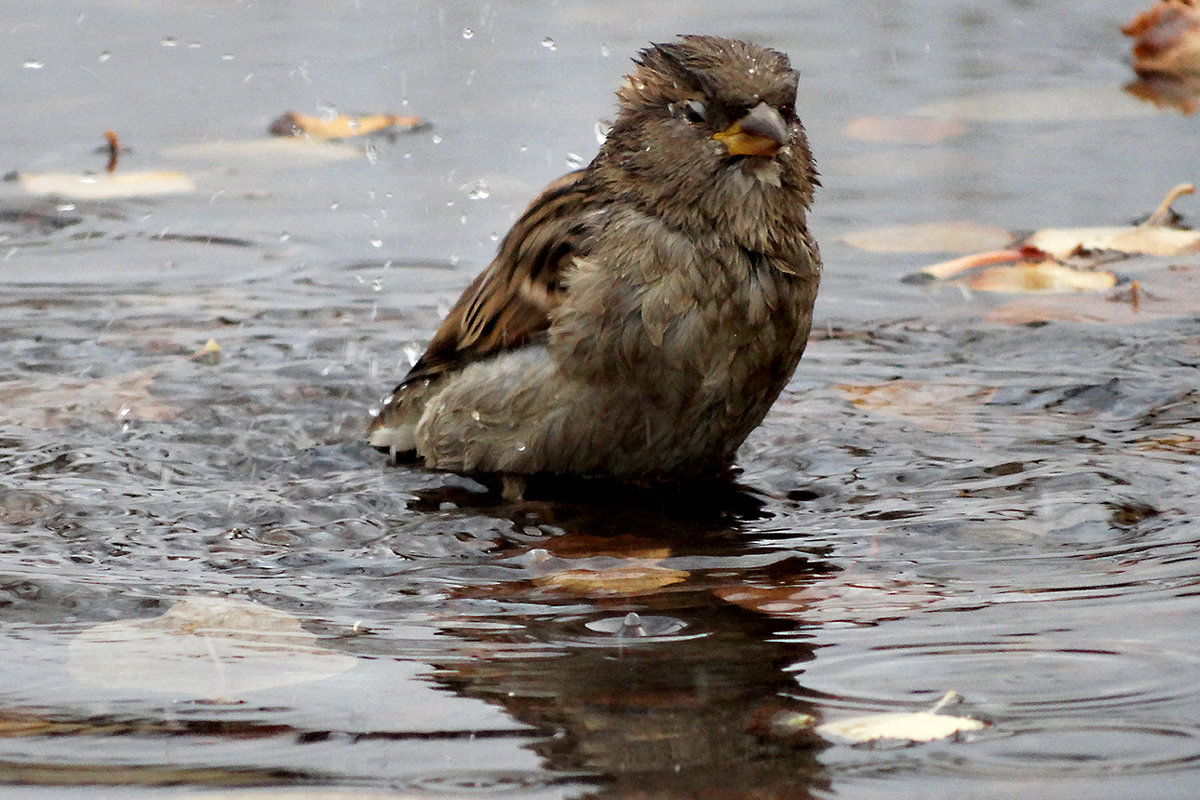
[817,710,984,744]
[816,692,985,744]
[956,258,1117,294]
[16,171,194,200]
[843,221,1013,254]
[67,596,356,699]
[535,564,688,596]
[269,111,425,140]
[843,116,968,143]
[1124,0,1200,78]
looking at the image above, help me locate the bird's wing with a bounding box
[401,170,594,386]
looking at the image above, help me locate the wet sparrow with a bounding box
[368,35,820,491]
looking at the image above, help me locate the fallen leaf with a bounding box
[1124,0,1200,77]
[535,564,689,596]
[0,367,177,430]
[843,116,968,143]
[843,221,1014,254]
[954,259,1118,293]
[67,596,357,699]
[816,691,985,744]
[916,185,1197,294]
[817,709,985,744]
[190,338,222,365]
[269,111,425,140]
[16,171,194,200]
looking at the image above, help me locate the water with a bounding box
[3,1,1200,798]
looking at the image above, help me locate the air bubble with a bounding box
[98,51,112,63]
[565,153,584,169]
[161,37,178,47]
[541,37,556,51]
[462,27,474,39]
[23,60,44,69]
[600,43,611,57]
[369,237,383,248]
[466,180,489,200]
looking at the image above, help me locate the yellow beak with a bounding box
[713,101,790,157]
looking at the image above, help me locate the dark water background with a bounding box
[3,1,1200,798]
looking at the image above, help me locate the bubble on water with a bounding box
[462,27,474,39]
[187,41,201,49]
[23,60,44,70]
[488,231,500,242]
[116,404,132,421]
[600,42,611,57]
[278,231,290,242]
[518,144,528,153]
[329,202,339,211]
[220,53,235,61]
[541,37,556,51]
[431,132,443,145]
[161,37,178,47]
[369,237,383,249]
[565,152,584,169]
[98,51,112,64]
[515,443,527,452]
[466,180,489,200]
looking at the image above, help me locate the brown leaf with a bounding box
[1124,0,1200,77]
[535,564,689,596]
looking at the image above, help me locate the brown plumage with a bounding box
[367,36,821,488]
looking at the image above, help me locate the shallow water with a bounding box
[3,1,1200,798]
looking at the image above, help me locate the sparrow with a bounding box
[367,35,820,495]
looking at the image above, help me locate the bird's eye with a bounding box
[682,100,707,124]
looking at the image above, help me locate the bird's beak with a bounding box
[713,101,790,157]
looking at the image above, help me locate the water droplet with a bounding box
[518,144,528,153]
[278,231,290,242]
[462,27,474,39]
[470,410,481,421]
[565,152,584,169]
[220,53,235,61]
[600,43,611,57]
[431,132,443,145]
[98,51,112,63]
[516,443,527,452]
[466,180,489,200]
[56,204,75,213]
[369,237,383,248]
[488,231,500,242]
[329,202,339,210]
[161,37,178,47]
[364,141,379,165]
[593,120,610,146]
[541,37,556,51]
[116,404,132,421]
[187,41,202,49]
[402,344,421,366]
[23,60,44,70]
